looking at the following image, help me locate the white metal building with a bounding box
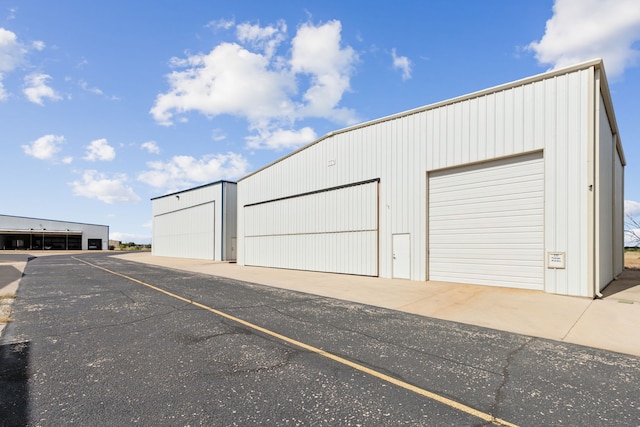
[0,214,109,250]
[237,60,625,298]
[152,181,237,261]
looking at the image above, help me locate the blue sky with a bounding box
[1,0,639,245]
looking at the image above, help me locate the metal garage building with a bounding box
[0,214,109,250]
[237,59,625,298]
[152,181,237,261]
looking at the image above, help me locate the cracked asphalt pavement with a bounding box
[1,253,639,426]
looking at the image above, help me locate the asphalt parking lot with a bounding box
[1,253,640,426]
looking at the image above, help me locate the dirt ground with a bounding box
[625,250,640,269]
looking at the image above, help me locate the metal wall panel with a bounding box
[222,182,238,261]
[614,146,624,276]
[597,94,614,291]
[542,71,591,296]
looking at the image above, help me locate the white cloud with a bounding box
[78,79,119,100]
[84,138,116,162]
[625,200,640,218]
[79,80,104,96]
[391,48,412,80]
[32,40,45,51]
[0,27,27,100]
[290,20,359,122]
[141,141,160,154]
[22,134,64,160]
[0,80,7,102]
[71,170,140,204]
[528,0,640,78]
[0,28,25,72]
[236,20,287,58]
[138,152,249,191]
[246,126,317,150]
[211,128,226,142]
[23,72,61,105]
[206,18,235,31]
[151,19,359,150]
[150,41,295,126]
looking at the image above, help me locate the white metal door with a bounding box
[428,152,544,290]
[230,237,237,261]
[392,233,411,279]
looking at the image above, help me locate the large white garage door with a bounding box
[153,202,215,260]
[244,180,379,276]
[428,152,544,290]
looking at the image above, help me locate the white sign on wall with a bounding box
[547,252,566,269]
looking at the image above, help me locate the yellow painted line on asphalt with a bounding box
[73,256,518,427]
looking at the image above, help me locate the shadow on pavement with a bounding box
[601,267,640,299]
[0,265,23,289]
[0,341,30,426]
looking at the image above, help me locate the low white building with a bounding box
[151,181,237,261]
[237,59,625,298]
[0,215,109,250]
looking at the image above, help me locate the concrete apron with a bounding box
[115,252,640,358]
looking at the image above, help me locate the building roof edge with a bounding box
[238,59,609,182]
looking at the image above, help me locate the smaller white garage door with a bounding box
[153,202,215,260]
[428,152,544,290]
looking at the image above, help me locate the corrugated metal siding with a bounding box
[429,152,544,289]
[543,70,591,296]
[614,147,624,276]
[152,184,222,260]
[237,64,613,296]
[222,182,238,261]
[244,181,378,275]
[597,94,614,290]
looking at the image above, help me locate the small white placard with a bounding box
[328,159,336,167]
[547,252,566,269]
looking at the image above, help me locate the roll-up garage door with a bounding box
[428,152,544,290]
[244,179,379,276]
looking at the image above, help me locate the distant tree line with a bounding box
[108,242,152,251]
